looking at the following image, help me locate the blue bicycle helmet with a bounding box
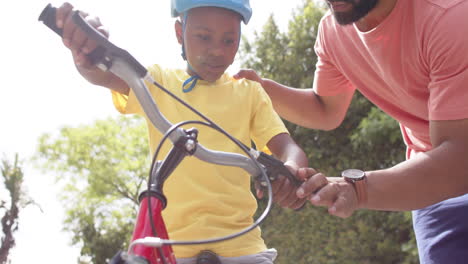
[171,0,252,24]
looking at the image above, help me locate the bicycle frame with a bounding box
[39,4,303,264]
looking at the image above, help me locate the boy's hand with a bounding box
[256,163,319,210]
[55,2,109,69]
[255,174,306,210]
[233,69,264,86]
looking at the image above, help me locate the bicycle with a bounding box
[39,4,304,264]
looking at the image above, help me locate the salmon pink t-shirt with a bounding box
[313,0,468,158]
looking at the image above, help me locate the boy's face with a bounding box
[177,7,242,82]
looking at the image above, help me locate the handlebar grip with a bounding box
[256,152,303,187]
[38,4,63,36]
[38,4,106,67]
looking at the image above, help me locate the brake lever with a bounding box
[254,151,307,211]
[254,151,303,188]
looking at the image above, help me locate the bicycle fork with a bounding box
[130,193,177,264]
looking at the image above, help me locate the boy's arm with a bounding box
[75,65,130,95]
[56,2,130,95]
[234,69,354,130]
[265,133,313,209]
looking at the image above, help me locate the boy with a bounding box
[54,1,310,263]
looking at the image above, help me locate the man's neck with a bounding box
[355,0,397,32]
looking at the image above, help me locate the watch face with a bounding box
[342,169,365,180]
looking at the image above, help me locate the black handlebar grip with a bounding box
[38,4,108,68]
[257,152,303,187]
[38,4,63,36]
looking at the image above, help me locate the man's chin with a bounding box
[333,12,359,25]
[331,0,379,25]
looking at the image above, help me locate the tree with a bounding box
[1,154,37,264]
[240,0,418,263]
[35,116,149,264]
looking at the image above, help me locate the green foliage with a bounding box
[350,107,405,170]
[257,205,417,264]
[242,0,418,263]
[1,154,37,264]
[66,200,135,264]
[242,0,323,88]
[34,116,149,263]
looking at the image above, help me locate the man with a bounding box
[235,0,468,263]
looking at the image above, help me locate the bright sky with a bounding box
[2,0,307,263]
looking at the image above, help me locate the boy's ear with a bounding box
[175,20,183,45]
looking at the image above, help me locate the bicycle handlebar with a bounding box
[38,4,266,177]
[38,4,304,263]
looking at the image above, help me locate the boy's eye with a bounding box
[224,38,235,45]
[197,34,210,41]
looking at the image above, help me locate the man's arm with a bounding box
[365,118,468,210]
[299,118,468,217]
[234,70,354,130]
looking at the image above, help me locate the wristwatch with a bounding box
[341,169,367,206]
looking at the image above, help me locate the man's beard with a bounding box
[328,0,379,25]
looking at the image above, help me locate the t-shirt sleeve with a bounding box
[249,82,289,150]
[313,18,355,96]
[111,64,164,116]
[111,88,141,115]
[426,3,468,121]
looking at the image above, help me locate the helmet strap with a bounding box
[180,12,201,93]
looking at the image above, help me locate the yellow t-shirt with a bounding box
[112,64,288,258]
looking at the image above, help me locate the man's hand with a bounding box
[297,172,360,218]
[233,69,264,86]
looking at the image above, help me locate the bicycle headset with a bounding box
[170,0,252,93]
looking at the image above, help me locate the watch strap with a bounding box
[353,177,368,206]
